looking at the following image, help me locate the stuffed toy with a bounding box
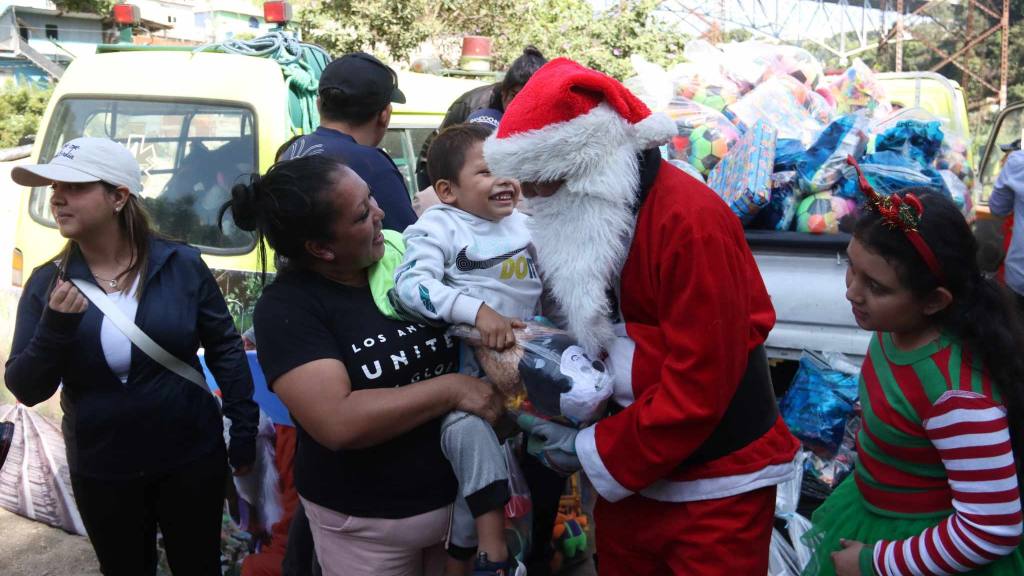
[449,322,613,427]
[554,512,589,560]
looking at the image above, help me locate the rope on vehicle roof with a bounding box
[194,31,331,135]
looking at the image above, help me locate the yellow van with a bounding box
[876,72,974,191]
[10,46,484,330]
[877,72,971,142]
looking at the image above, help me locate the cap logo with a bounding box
[56,143,80,161]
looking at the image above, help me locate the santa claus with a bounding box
[485,58,801,574]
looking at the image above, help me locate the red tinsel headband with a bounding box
[845,155,947,286]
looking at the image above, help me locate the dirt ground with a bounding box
[0,504,595,576]
[0,507,102,576]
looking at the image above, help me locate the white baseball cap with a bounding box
[12,137,143,195]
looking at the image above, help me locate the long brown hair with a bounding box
[854,190,1024,483]
[50,183,154,300]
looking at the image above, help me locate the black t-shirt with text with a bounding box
[254,268,459,518]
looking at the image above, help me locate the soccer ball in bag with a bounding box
[688,125,730,174]
[796,192,857,234]
[691,85,734,113]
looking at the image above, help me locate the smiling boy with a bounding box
[391,122,539,576]
[395,123,541,347]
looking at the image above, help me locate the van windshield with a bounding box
[30,98,257,252]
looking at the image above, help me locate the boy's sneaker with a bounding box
[472,552,527,576]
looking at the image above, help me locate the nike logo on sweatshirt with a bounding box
[455,245,529,272]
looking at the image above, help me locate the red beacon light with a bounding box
[111,3,140,26]
[263,1,292,25]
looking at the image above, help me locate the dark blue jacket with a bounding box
[284,126,417,232]
[6,238,258,479]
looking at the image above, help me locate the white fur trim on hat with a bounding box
[484,103,674,202]
[634,112,677,150]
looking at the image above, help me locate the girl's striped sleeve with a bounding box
[869,391,1022,575]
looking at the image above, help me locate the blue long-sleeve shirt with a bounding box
[989,151,1024,296]
[283,127,417,233]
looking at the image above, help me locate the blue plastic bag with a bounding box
[874,119,944,168]
[795,113,869,194]
[750,171,798,231]
[779,353,859,458]
[774,139,806,172]
[837,150,947,200]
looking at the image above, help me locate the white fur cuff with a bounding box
[576,425,634,502]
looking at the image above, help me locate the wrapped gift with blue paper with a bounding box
[707,119,778,223]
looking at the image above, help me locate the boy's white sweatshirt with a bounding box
[395,205,542,326]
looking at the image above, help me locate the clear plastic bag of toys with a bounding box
[803,411,860,500]
[721,42,825,91]
[827,58,892,116]
[729,76,825,147]
[623,55,675,112]
[449,322,614,428]
[664,96,742,175]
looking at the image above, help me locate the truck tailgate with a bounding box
[747,231,870,362]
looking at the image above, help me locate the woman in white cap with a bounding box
[5,137,258,576]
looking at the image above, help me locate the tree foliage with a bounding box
[863,0,1023,108]
[799,0,1021,140]
[295,0,686,79]
[0,81,53,149]
[51,0,113,15]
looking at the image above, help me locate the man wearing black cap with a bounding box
[990,138,1024,306]
[284,52,417,232]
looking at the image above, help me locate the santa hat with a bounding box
[484,58,676,202]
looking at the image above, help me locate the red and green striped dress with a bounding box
[803,332,1024,576]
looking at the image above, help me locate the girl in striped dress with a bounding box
[803,179,1024,576]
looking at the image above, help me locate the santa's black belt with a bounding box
[607,344,779,469]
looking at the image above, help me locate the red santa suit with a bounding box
[484,58,800,575]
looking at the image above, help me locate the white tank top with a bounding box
[99,275,140,383]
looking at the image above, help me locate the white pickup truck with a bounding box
[755,72,977,372]
[753,232,864,363]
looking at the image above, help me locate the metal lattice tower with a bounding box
[656,0,1011,108]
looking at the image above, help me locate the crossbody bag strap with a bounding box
[70,277,211,394]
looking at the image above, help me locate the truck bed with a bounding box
[746,231,870,363]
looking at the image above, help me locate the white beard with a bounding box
[525,179,637,356]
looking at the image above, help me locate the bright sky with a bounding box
[589,0,933,65]
[593,0,917,45]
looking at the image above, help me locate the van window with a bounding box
[381,127,436,196]
[381,129,414,196]
[30,98,256,253]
